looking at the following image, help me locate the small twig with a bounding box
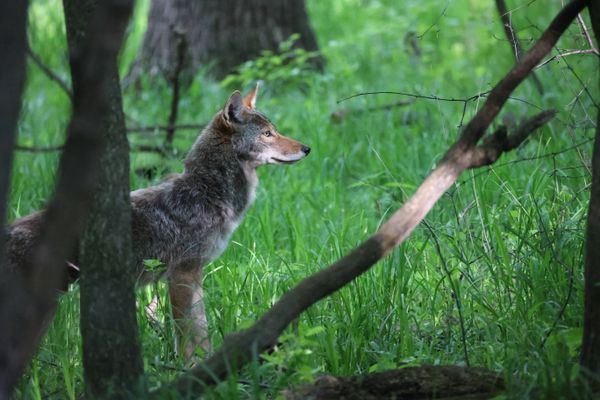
[338,90,542,110]
[366,99,415,112]
[455,136,593,188]
[536,48,600,69]
[133,145,168,156]
[494,0,544,94]
[15,143,169,156]
[14,144,64,153]
[560,56,599,108]
[339,90,543,131]
[126,123,204,134]
[417,1,449,38]
[25,44,73,100]
[338,90,490,105]
[330,100,415,122]
[576,13,597,51]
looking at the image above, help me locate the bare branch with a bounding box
[577,12,597,51]
[167,0,586,395]
[132,144,168,156]
[494,0,544,94]
[14,144,64,153]
[536,48,600,69]
[127,123,205,134]
[338,90,543,116]
[338,89,490,104]
[330,100,414,123]
[26,43,73,100]
[468,109,557,168]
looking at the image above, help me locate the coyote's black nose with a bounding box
[302,145,311,155]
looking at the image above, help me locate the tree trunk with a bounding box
[0,2,28,266]
[1,1,133,396]
[63,0,143,397]
[0,2,30,395]
[128,0,323,82]
[581,2,600,377]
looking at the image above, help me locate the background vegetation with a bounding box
[11,0,599,398]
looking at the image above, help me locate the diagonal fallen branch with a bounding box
[166,0,588,396]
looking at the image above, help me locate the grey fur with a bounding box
[5,90,310,358]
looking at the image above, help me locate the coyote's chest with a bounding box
[195,206,242,265]
[168,170,257,268]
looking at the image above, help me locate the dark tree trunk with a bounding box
[582,2,600,377]
[128,0,323,82]
[63,0,143,397]
[0,1,134,396]
[0,2,29,395]
[0,2,28,265]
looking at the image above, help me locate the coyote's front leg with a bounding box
[168,263,210,359]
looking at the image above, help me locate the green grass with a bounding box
[9,0,600,398]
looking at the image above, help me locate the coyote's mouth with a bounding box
[271,157,299,164]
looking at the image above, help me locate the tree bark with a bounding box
[283,365,504,400]
[128,0,323,82]
[0,1,133,397]
[0,2,30,394]
[0,2,28,267]
[63,0,143,397]
[581,2,600,377]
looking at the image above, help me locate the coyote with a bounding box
[6,85,310,358]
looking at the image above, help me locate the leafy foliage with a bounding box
[221,34,321,90]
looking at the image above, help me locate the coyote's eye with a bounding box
[262,130,273,137]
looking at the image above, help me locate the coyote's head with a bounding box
[214,84,311,167]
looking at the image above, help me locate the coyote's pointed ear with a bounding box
[222,91,244,124]
[243,82,260,109]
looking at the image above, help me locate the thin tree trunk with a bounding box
[63,0,143,397]
[128,0,323,82]
[0,2,28,268]
[0,2,30,395]
[581,2,600,376]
